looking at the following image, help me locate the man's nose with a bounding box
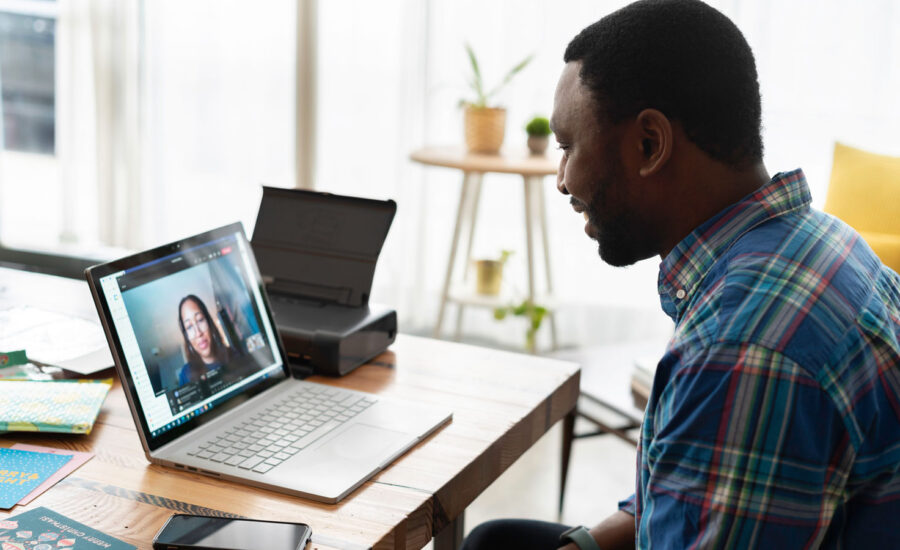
[556,168,569,195]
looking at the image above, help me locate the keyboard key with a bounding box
[196,450,214,459]
[239,456,265,470]
[225,455,244,466]
[274,452,290,461]
[238,449,255,458]
[252,463,273,474]
[210,453,230,462]
[249,444,264,452]
[258,450,274,458]
[264,457,282,466]
[293,420,341,450]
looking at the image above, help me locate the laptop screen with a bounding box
[90,223,287,448]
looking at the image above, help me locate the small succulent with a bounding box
[525,116,552,137]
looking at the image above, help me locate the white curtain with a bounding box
[314,0,900,350]
[53,0,297,251]
[57,0,143,249]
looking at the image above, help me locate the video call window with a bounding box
[119,240,275,415]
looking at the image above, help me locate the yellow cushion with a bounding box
[824,143,900,272]
[858,231,900,274]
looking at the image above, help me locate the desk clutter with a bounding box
[0,445,93,509]
[0,379,112,434]
[0,506,134,549]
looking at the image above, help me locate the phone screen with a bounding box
[153,515,311,550]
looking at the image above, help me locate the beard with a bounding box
[572,155,655,267]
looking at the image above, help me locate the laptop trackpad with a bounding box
[316,423,408,462]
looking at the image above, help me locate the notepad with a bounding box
[0,448,72,509]
[0,379,112,434]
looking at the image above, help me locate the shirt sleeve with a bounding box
[618,494,636,515]
[638,342,853,549]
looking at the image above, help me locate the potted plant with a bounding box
[461,43,533,154]
[475,250,513,295]
[525,116,552,155]
[493,299,548,354]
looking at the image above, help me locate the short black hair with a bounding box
[564,0,763,167]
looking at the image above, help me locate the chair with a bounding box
[554,339,667,517]
[824,142,900,273]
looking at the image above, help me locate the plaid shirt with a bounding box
[620,169,900,548]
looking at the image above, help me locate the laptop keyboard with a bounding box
[187,385,377,474]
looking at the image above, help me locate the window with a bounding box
[0,4,56,155]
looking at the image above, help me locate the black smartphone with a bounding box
[152,514,311,550]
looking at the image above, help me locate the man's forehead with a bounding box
[552,61,591,130]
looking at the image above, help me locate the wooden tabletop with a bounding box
[410,146,560,176]
[0,329,579,549]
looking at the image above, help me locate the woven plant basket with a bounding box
[464,106,506,154]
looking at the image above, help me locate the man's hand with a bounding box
[558,510,635,550]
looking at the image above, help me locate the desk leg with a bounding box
[435,173,475,338]
[434,512,465,550]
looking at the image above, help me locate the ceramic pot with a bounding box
[527,135,549,155]
[475,259,504,295]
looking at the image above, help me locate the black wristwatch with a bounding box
[559,525,602,550]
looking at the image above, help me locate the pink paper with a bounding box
[10,444,93,505]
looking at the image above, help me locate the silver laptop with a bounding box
[85,222,451,503]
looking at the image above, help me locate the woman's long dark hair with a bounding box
[178,294,229,371]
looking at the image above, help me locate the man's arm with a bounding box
[558,510,635,550]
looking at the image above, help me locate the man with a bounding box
[461,0,900,548]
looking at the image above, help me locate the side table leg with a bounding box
[455,174,484,341]
[435,173,474,339]
[535,177,559,350]
[434,512,465,550]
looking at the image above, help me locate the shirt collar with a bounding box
[657,169,812,321]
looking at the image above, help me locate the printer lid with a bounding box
[251,187,396,307]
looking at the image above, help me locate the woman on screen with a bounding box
[177,294,231,385]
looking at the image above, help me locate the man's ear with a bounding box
[635,109,673,177]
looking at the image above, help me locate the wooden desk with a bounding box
[1,270,580,550]
[410,146,560,352]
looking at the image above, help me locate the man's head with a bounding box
[551,0,765,266]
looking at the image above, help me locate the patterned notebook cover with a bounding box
[0,507,135,549]
[0,380,112,434]
[0,449,72,510]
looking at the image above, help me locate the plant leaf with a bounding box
[465,42,486,106]
[485,53,534,102]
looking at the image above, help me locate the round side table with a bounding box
[410,145,560,352]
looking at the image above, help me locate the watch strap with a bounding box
[559,525,601,550]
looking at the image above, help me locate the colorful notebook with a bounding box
[0,507,135,549]
[0,449,72,510]
[0,380,112,434]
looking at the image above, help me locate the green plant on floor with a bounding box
[461,43,534,108]
[493,299,548,353]
[525,116,552,137]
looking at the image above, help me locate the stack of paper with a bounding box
[0,446,93,509]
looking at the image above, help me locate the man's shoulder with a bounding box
[707,208,885,367]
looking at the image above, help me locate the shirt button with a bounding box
[675,289,686,299]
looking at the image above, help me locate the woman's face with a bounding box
[181,300,214,362]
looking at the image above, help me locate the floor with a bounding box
[423,415,638,549]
